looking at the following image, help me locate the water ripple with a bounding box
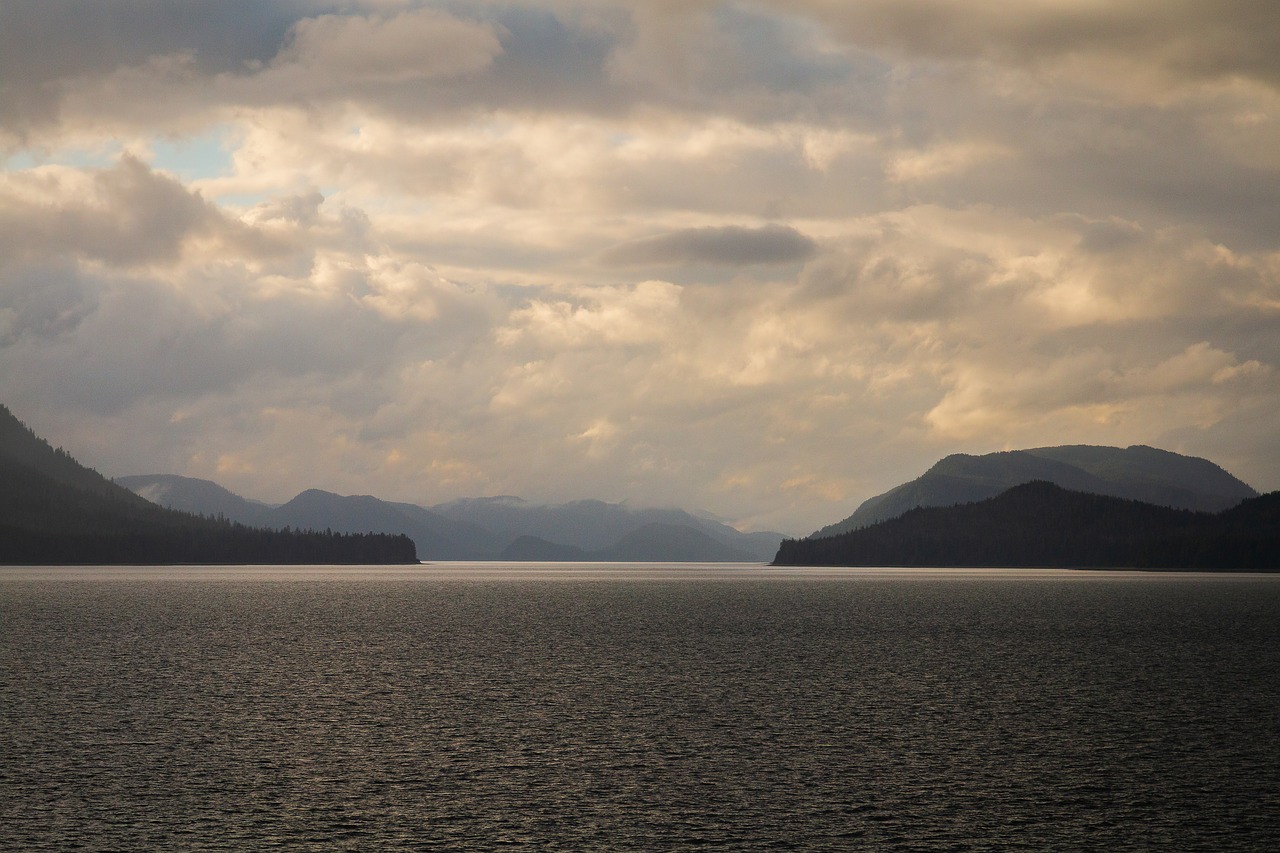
[2,568,1279,850]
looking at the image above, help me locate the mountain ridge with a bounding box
[778,481,1279,569]
[1,406,417,565]
[813,444,1256,538]
[119,474,783,562]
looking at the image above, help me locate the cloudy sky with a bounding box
[2,1,1278,534]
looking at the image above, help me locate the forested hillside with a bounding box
[777,481,1279,570]
[0,405,417,565]
[814,445,1257,537]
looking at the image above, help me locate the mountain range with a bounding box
[117,475,781,562]
[7,394,1271,569]
[812,445,1257,538]
[776,480,1280,570]
[0,405,416,565]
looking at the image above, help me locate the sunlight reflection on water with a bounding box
[3,564,1279,850]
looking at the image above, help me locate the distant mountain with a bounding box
[120,476,504,560]
[813,445,1257,537]
[272,489,504,560]
[124,475,782,562]
[118,474,275,526]
[499,523,754,562]
[500,536,587,561]
[0,406,417,565]
[600,522,754,562]
[433,496,781,561]
[776,481,1280,570]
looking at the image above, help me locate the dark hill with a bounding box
[776,481,1279,570]
[814,445,1256,537]
[1,409,157,509]
[0,405,417,565]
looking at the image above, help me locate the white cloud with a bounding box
[497,280,682,349]
[2,1,1279,534]
[886,141,1012,184]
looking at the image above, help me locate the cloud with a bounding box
[886,141,1012,184]
[496,280,683,350]
[2,2,1279,534]
[924,339,1274,442]
[0,159,498,421]
[0,0,300,143]
[0,260,99,346]
[270,7,502,85]
[601,224,817,267]
[0,156,260,267]
[788,0,1280,93]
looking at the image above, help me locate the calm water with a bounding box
[2,564,1279,850]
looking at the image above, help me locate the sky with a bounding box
[2,1,1278,535]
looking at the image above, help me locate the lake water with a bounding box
[3,564,1279,850]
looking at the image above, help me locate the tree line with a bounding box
[775,481,1280,570]
[1,404,418,565]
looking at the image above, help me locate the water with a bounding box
[3,564,1279,850]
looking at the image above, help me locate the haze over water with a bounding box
[4,564,1279,850]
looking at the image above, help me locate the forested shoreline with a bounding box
[775,481,1280,570]
[1,405,418,565]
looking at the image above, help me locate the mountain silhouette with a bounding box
[122,475,782,561]
[123,474,275,526]
[499,535,588,561]
[814,445,1256,537]
[1,405,417,565]
[600,522,754,562]
[778,481,1279,570]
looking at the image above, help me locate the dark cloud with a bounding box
[794,233,998,324]
[1073,218,1146,255]
[0,2,892,144]
[0,260,98,345]
[602,224,817,267]
[712,4,855,94]
[0,0,306,136]
[606,3,881,123]
[481,6,621,105]
[793,0,1280,91]
[0,0,303,80]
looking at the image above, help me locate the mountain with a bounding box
[433,496,781,561]
[118,474,275,526]
[124,476,783,561]
[599,522,754,562]
[500,536,588,561]
[813,445,1257,537]
[1,407,156,508]
[0,406,417,565]
[773,481,1274,568]
[776,481,1280,570]
[272,489,504,560]
[120,476,504,560]
[499,523,754,562]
